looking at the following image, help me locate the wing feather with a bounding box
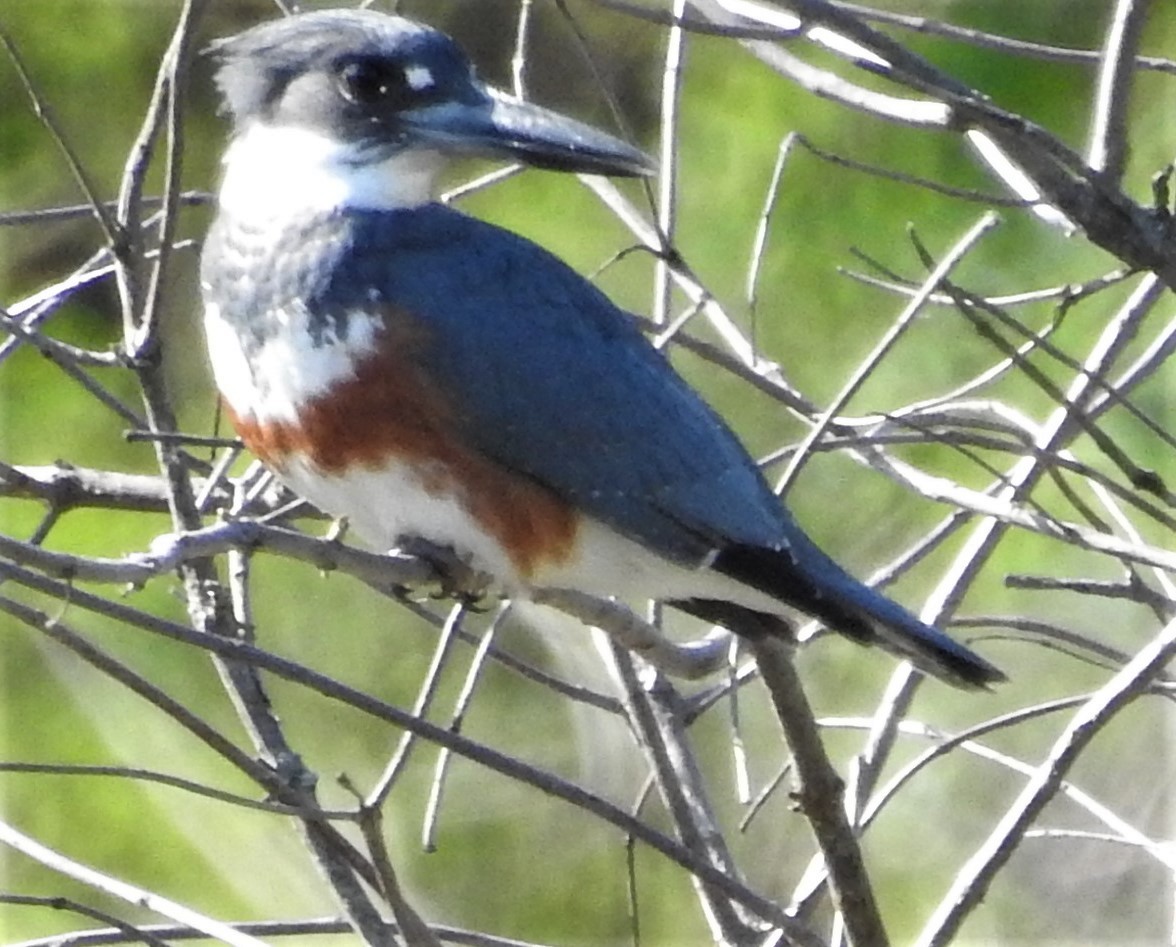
[332,205,789,564]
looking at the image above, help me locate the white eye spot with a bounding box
[405,64,434,92]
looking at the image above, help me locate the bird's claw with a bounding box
[395,536,496,608]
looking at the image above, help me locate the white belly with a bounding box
[204,304,784,618]
[279,453,786,618]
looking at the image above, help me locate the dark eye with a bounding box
[336,57,409,108]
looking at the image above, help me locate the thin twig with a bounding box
[916,615,1176,946]
[367,602,468,809]
[0,26,123,249]
[751,638,889,947]
[777,213,1000,494]
[0,558,800,932]
[0,818,268,947]
[1086,0,1151,181]
[422,604,512,852]
[604,642,781,945]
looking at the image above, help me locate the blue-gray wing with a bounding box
[297,205,1004,688]
[331,204,788,565]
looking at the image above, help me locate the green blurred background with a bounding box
[3,1,1176,944]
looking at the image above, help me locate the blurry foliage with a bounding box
[3,1,1176,945]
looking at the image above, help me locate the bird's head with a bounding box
[208,10,653,218]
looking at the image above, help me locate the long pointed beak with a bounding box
[403,85,654,178]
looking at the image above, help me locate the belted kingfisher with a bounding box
[200,10,1004,689]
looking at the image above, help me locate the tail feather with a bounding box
[688,542,1005,690]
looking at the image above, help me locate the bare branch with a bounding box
[0,818,269,947]
[916,614,1176,945]
[752,639,888,947]
[1086,0,1152,181]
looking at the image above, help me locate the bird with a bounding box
[199,9,1004,689]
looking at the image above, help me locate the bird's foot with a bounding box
[394,536,496,608]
